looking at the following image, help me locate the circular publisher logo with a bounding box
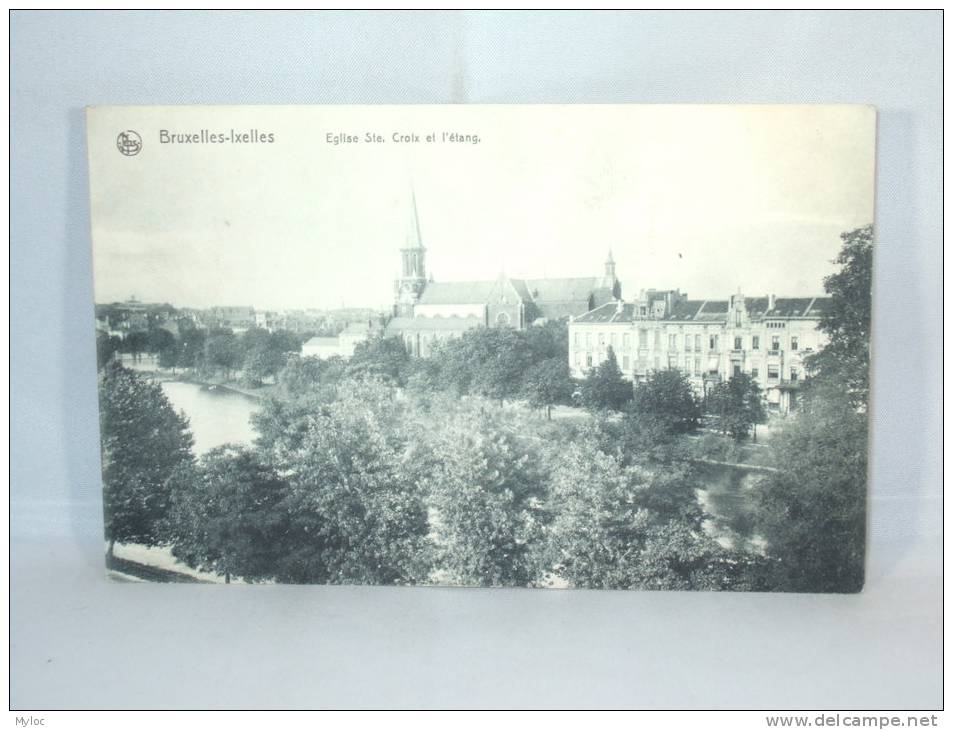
[116,130,142,156]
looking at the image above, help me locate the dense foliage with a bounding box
[751,225,873,592]
[98,362,193,552]
[628,368,702,435]
[578,347,633,412]
[706,373,766,441]
[805,225,873,411]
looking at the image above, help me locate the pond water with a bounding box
[161,381,261,455]
[694,461,765,549]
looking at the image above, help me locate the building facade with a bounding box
[568,290,831,413]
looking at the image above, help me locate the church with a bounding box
[385,192,621,357]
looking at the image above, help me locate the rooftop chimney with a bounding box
[768,293,776,311]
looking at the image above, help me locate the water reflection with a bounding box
[695,462,763,548]
[160,381,260,455]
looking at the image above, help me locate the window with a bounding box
[640,307,647,316]
[586,333,592,347]
[574,332,580,346]
[610,333,617,348]
[752,335,760,350]
[694,358,700,375]
[751,367,759,379]
[790,368,799,381]
[653,356,660,370]
[639,329,648,349]
[668,334,677,350]
[623,333,630,349]
[734,336,742,350]
[586,353,592,367]
[694,334,701,352]
[735,311,742,327]
[771,335,780,351]
[685,334,692,350]
[685,356,692,372]
[622,355,630,370]
[653,330,661,348]
[767,364,779,380]
[574,352,581,366]
[791,336,799,351]
[668,355,678,369]
[495,311,510,326]
[709,335,718,350]
[733,364,742,377]
[598,333,605,346]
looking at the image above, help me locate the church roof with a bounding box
[416,281,503,305]
[522,277,604,304]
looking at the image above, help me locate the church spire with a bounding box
[405,186,424,250]
[603,249,621,299]
[395,186,428,317]
[605,249,616,279]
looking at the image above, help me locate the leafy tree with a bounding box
[545,440,763,589]
[521,356,574,419]
[205,328,241,378]
[752,385,867,592]
[706,373,766,441]
[346,336,411,385]
[165,446,289,583]
[95,331,122,370]
[523,320,569,361]
[256,380,432,584]
[806,224,873,410]
[425,408,547,586]
[267,329,302,372]
[628,368,702,435]
[468,328,537,403]
[98,362,193,556]
[122,330,150,362]
[238,327,299,386]
[429,327,535,402]
[177,327,207,369]
[147,328,177,360]
[579,347,632,412]
[402,356,444,394]
[276,354,345,400]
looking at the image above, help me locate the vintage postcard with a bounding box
[86,105,875,590]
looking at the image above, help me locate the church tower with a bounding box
[394,189,428,317]
[602,249,622,299]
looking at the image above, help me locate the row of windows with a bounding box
[574,353,801,382]
[573,331,800,352]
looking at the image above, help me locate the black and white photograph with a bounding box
[86,104,876,592]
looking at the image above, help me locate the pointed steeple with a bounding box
[395,186,428,316]
[405,187,424,250]
[602,249,621,299]
[605,249,616,278]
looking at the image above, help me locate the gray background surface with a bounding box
[11,10,942,709]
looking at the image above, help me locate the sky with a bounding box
[87,105,876,311]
